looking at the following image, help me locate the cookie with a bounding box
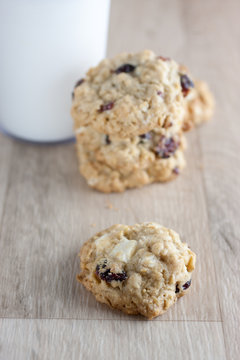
[71,50,186,138]
[77,222,196,319]
[182,79,215,131]
[75,126,186,192]
[178,65,215,131]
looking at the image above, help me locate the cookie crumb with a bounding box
[105,201,119,211]
[105,201,113,209]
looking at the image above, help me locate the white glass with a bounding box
[0,0,111,142]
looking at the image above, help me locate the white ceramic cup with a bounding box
[0,0,111,142]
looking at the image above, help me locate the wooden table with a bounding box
[0,0,239,359]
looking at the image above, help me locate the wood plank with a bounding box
[0,0,220,322]
[0,133,220,321]
[0,319,226,360]
[1,0,239,359]
[0,134,12,224]
[178,1,240,359]
[108,0,185,57]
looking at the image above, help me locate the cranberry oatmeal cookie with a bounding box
[71,50,214,192]
[71,50,185,138]
[179,65,215,131]
[75,126,186,192]
[77,222,196,319]
[183,79,215,131]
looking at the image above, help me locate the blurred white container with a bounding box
[0,0,110,142]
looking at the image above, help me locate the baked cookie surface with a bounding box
[71,50,185,138]
[183,79,215,131]
[76,126,186,192]
[179,65,215,131]
[78,222,196,319]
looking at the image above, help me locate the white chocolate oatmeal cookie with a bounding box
[78,222,196,319]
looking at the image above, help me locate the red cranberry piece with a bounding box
[182,279,192,290]
[115,64,135,74]
[139,132,152,144]
[98,102,114,113]
[105,135,111,145]
[157,56,171,61]
[96,263,127,283]
[74,78,84,88]
[139,133,152,140]
[175,279,191,293]
[180,74,194,97]
[173,167,179,175]
[154,137,179,159]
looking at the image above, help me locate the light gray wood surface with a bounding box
[0,319,226,360]
[0,0,239,359]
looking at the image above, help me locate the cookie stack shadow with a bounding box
[71,50,214,193]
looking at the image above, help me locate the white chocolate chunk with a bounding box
[141,254,158,268]
[110,238,137,262]
[95,234,111,254]
[75,126,86,134]
[88,178,98,186]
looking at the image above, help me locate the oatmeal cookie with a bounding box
[75,126,186,192]
[179,65,215,131]
[183,79,215,131]
[71,50,186,138]
[77,222,196,319]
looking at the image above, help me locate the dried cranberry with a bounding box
[139,133,152,140]
[173,167,179,175]
[175,284,180,293]
[98,102,114,113]
[74,78,84,88]
[180,74,194,97]
[157,56,170,61]
[139,132,152,144]
[105,135,111,145]
[154,137,179,159]
[115,64,135,74]
[182,279,191,290]
[96,264,127,283]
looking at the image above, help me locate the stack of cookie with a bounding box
[71,50,214,192]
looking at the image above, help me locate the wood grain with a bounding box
[0,134,220,321]
[177,1,240,358]
[0,133,12,224]
[0,0,239,359]
[0,319,226,360]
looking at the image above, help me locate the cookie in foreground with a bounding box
[77,222,196,319]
